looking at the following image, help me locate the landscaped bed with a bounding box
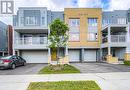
[124,61,130,66]
[27,81,101,90]
[39,64,80,74]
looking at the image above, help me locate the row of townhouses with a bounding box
[13,7,130,64]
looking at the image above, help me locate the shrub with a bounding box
[124,61,130,66]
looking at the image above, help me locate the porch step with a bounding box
[112,61,124,64]
[50,61,58,65]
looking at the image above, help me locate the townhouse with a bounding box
[13,7,130,64]
[0,21,13,56]
[13,7,64,63]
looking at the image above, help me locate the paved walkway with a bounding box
[0,72,130,90]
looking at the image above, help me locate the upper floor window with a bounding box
[103,19,110,25]
[87,18,98,41]
[25,16,38,25]
[88,18,97,26]
[69,19,79,27]
[117,18,126,24]
[68,18,80,42]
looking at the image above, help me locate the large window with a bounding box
[69,33,79,41]
[88,18,98,41]
[25,16,38,25]
[69,19,80,41]
[117,18,126,24]
[69,19,79,26]
[88,33,98,41]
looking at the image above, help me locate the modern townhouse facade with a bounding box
[64,8,102,62]
[13,7,130,64]
[13,7,64,63]
[101,10,130,63]
[0,21,13,56]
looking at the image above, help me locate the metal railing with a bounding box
[102,35,126,43]
[111,35,126,43]
[15,37,48,45]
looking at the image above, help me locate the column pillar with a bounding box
[17,50,20,56]
[65,46,68,56]
[100,48,103,61]
[108,46,111,55]
[48,48,51,64]
[2,52,5,56]
[64,46,69,64]
[48,26,51,64]
[81,48,84,62]
[108,26,111,43]
[124,25,130,61]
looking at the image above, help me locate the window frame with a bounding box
[87,18,98,41]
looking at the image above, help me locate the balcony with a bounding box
[14,26,48,33]
[14,37,48,50]
[102,35,127,47]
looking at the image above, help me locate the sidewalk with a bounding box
[0,72,130,90]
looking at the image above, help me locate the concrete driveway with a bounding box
[0,64,47,75]
[72,63,130,73]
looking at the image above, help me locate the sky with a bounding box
[1,0,130,25]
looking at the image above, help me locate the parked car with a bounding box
[0,55,26,69]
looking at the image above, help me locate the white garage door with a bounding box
[84,50,96,62]
[68,50,80,62]
[21,51,48,63]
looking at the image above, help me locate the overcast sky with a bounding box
[0,0,130,25]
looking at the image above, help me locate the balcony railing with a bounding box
[15,37,48,45]
[102,35,126,43]
[111,35,126,43]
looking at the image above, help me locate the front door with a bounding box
[51,48,57,61]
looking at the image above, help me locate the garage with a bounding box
[68,50,80,62]
[84,50,97,62]
[21,50,48,63]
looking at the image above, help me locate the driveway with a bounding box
[72,63,130,73]
[0,64,47,75]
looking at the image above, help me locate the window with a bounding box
[42,17,45,25]
[117,18,126,24]
[69,19,79,27]
[69,33,79,41]
[69,19,80,41]
[88,33,98,41]
[103,19,110,25]
[88,18,98,41]
[25,16,37,25]
[88,18,97,26]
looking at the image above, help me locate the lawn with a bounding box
[27,81,101,90]
[39,64,80,74]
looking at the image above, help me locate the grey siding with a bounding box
[103,10,127,24]
[47,11,64,25]
[0,21,7,52]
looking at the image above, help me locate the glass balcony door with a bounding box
[24,35,33,45]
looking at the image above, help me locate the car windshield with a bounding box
[0,56,12,59]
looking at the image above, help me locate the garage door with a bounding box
[84,50,96,62]
[21,50,48,63]
[68,50,80,62]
